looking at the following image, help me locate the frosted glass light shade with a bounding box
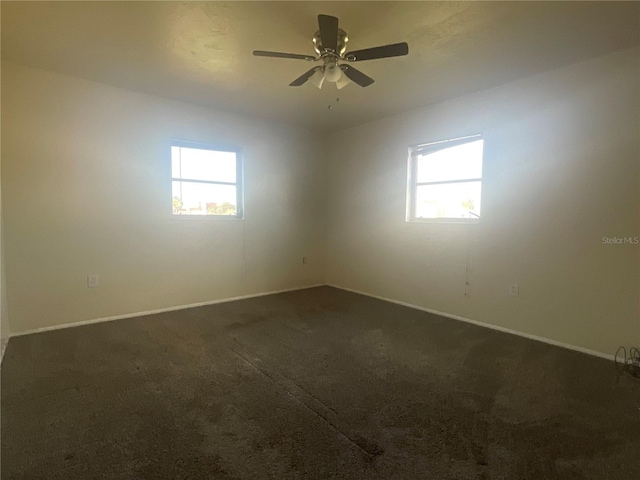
[324,63,342,82]
[310,69,325,89]
[336,72,351,89]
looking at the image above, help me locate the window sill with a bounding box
[406,217,480,224]
[170,214,244,221]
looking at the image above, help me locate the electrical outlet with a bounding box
[509,283,519,297]
[87,275,99,288]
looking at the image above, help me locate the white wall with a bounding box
[1,62,326,335]
[2,48,638,358]
[0,140,7,358]
[326,47,640,356]
[0,57,8,359]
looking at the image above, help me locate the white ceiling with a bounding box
[2,1,639,132]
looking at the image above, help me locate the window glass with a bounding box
[416,140,483,183]
[171,143,242,217]
[408,135,483,221]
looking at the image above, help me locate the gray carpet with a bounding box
[2,286,639,479]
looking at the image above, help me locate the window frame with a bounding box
[406,134,483,224]
[170,140,244,219]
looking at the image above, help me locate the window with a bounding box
[171,141,243,218]
[407,134,483,222]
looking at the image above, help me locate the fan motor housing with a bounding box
[313,28,348,56]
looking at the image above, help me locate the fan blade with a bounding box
[341,65,374,87]
[289,68,319,87]
[345,42,409,61]
[253,50,316,61]
[318,14,339,52]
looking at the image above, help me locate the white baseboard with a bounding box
[6,283,618,363]
[328,284,616,362]
[1,337,7,365]
[10,284,325,338]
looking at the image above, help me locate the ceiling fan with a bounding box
[253,14,409,89]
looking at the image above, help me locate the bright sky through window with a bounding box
[171,144,242,217]
[408,136,483,221]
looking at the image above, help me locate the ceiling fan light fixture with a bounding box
[254,14,408,89]
[336,72,351,90]
[310,69,325,89]
[324,63,342,83]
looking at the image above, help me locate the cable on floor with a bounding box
[615,346,640,378]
